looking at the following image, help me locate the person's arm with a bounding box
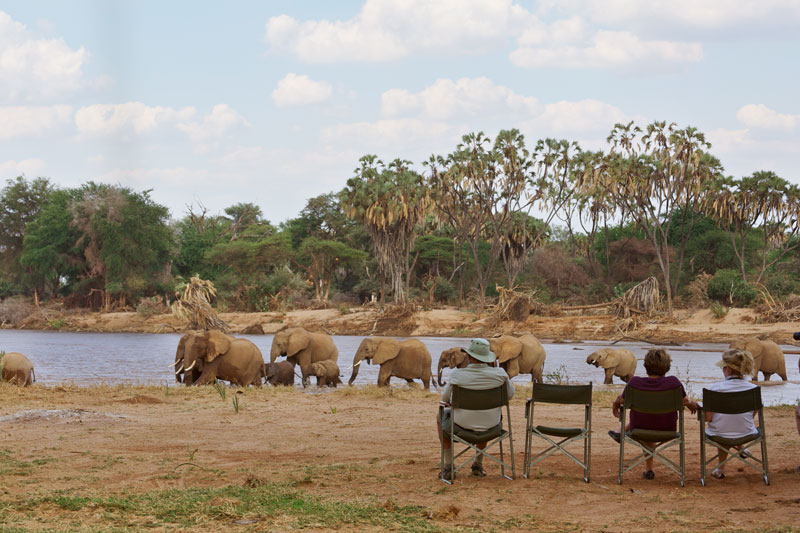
[705,411,714,422]
[505,376,515,401]
[441,382,452,406]
[683,397,698,414]
[612,395,624,419]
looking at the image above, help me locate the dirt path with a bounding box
[1,385,799,531]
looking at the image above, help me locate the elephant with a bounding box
[174,330,264,386]
[310,360,342,387]
[489,334,546,382]
[0,352,35,386]
[270,327,338,387]
[264,361,295,386]
[437,347,469,386]
[728,337,787,381]
[585,348,636,384]
[348,337,432,389]
[173,333,202,384]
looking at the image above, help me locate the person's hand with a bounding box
[439,401,450,407]
[685,400,698,415]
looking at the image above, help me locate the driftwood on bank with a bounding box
[170,277,229,332]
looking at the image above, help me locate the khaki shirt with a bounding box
[441,363,514,431]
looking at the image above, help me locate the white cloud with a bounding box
[75,102,195,136]
[0,105,72,139]
[382,77,539,120]
[322,118,458,152]
[511,30,702,69]
[0,157,45,177]
[176,104,249,143]
[736,104,800,132]
[0,11,87,100]
[537,99,632,133]
[272,73,333,107]
[553,0,800,36]
[211,146,265,166]
[266,0,529,62]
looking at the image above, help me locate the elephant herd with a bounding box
[0,330,791,389]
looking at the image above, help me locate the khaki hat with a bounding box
[715,349,749,374]
[462,338,496,364]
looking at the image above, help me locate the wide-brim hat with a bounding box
[715,352,745,374]
[462,338,496,363]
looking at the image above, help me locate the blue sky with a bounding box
[1,1,798,224]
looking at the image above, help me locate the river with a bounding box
[1,330,798,405]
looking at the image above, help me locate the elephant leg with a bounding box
[604,368,614,384]
[780,372,787,381]
[377,365,392,387]
[761,372,771,381]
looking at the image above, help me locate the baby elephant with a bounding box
[1,352,36,386]
[586,348,636,384]
[264,361,295,386]
[310,360,342,387]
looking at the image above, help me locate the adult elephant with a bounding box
[173,332,202,384]
[728,337,787,381]
[1,352,35,386]
[437,347,469,386]
[348,337,432,389]
[489,334,546,382]
[270,327,338,387]
[585,348,636,384]
[175,330,264,386]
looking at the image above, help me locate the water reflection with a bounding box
[1,330,798,405]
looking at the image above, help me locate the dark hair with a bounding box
[643,348,671,376]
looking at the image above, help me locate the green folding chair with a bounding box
[524,383,592,482]
[617,386,685,486]
[699,386,768,486]
[439,384,514,484]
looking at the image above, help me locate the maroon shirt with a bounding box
[622,375,686,431]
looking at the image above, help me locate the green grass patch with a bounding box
[0,449,57,476]
[0,481,443,531]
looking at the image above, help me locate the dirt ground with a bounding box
[1,384,799,532]
[3,306,800,531]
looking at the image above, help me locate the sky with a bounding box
[1,0,798,225]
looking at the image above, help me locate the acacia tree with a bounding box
[296,237,367,304]
[341,156,430,304]
[707,171,800,284]
[581,122,721,315]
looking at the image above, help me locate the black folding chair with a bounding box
[699,386,768,486]
[618,387,685,486]
[439,385,514,484]
[524,383,592,482]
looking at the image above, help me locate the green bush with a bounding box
[765,272,799,299]
[433,276,457,304]
[707,269,758,306]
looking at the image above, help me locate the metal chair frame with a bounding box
[523,383,592,482]
[618,386,685,486]
[698,386,769,486]
[439,384,514,484]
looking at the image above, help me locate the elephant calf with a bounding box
[1,352,35,386]
[729,337,787,381]
[586,348,636,384]
[310,360,342,387]
[264,361,295,386]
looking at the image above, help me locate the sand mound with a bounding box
[0,409,127,423]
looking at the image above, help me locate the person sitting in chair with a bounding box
[704,349,758,479]
[610,348,698,480]
[437,338,515,480]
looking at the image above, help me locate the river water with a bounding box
[1,330,798,405]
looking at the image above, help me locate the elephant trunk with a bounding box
[348,352,367,385]
[270,344,282,364]
[437,357,448,387]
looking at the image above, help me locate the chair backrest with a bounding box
[532,383,592,405]
[451,385,508,411]
[702,386,762,414]
[623,386,683,414]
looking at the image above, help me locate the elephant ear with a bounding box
[495,337,523,364]
[206,330,231,362]
[601,351,620,369]
[746,339,763,358]
[287,330,310,356]
[373,339,401,365]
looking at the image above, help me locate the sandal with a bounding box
[471,463,487,477]
[642,470,655,480]
[608,430,621,443]
[739,450,753,459]
[711,469,725,479]
[438,466,454,481]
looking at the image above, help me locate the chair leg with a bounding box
[761,435,769,485]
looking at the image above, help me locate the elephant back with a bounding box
[309,331,339,362]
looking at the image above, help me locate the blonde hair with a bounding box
[721,349,755,377]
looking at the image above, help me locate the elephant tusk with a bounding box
[169,360,180,367]
[353,360,362,368]
[175,364,184,375]
[184,360,196,372]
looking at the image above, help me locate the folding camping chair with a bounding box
[699,386,768,486]
[439,384,514,484]
[523,383,592,482]
[617,386,686,486]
